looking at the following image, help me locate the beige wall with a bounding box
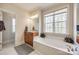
[0,11,2,43]
[73,4,77,44]
[77,4,79,38]
[77,4,79,25]
[0,11,3,49]
[0,4,29,46]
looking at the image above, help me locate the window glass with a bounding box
[44,8,67,33]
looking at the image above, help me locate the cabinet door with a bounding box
[28,33,33,46]
[24,32,33,46]
[24,33,29,43]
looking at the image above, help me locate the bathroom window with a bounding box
[44,8,67,34]
[45,15,53,32]
[12,18,15,32]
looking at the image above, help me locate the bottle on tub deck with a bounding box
[64,34,74,44]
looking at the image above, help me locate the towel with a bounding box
[0,21,5,31]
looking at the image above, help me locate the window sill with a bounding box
[44,32,69,35]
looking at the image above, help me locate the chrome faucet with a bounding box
[75,47,78,51]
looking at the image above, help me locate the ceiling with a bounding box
[13,3,55,12]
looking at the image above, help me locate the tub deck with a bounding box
[33,36,73,55]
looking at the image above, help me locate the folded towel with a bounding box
[0,21,5,31]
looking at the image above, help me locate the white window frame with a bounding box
[44,8,68,34]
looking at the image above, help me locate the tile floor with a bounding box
[0,42,41,55]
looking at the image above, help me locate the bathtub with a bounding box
[33,36,73,55]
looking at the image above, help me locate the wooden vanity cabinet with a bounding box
[24,32,33,46]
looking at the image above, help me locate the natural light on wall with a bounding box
[30,14,38,19]
[12,18,15,33]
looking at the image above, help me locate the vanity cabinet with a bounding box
[24,31,39,46]
[24,32,33,46]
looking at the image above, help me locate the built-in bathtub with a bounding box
[33,36,73,55]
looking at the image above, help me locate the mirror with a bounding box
[26,14,39,36]
[31,14,39,36]
[32,16,39,32]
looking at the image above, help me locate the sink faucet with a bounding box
[75,47,78,51]
[66,44,79,52]
[66,45,72,52]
